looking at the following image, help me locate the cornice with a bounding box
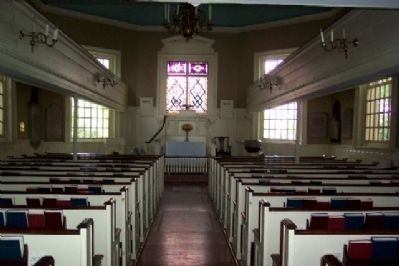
[38,2,341,34]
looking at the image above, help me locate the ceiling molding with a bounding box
[39,2,341,34]
[137,0,399,9]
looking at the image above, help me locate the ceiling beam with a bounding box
[136,0,399,9]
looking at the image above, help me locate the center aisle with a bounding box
[137,184,236,266]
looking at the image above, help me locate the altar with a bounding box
[165,141,206,157]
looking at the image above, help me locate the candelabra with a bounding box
[162,3,212,40]
[19,25,58,53]
[320,28,358,59]
[95,73,118,89]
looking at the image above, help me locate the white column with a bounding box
[73,95,78,161]
[295,101,301,163]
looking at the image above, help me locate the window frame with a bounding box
[0,75,13,142]
[363,77,392,143]
[357,76,397,149]
[157,36,218,118]
[165,60,209,114]
[253,48,297,81]
[158,53,217,118]
[261,101,299,143]
[84,45,121,78]
[69,98,114,142]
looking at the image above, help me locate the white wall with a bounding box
[129,105,252,156]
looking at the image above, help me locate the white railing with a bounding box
[165,156,208,175]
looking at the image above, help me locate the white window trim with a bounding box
[253,47,297,81]
[84,45,121,78]
[0,75,13,142]
[157,36,218,118]
[260,100,299,144]
[355,77,397,150]
[67,97,115,142]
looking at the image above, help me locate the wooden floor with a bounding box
[137,184,236,266]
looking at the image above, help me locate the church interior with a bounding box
[0,0,399,266]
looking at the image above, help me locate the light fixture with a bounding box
[19,24,58,53]
[162,3,213,40]
[257,74,282,92]
[95,73,118,89]
[320,28,358,59]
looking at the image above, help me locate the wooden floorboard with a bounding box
[136,184,236,266]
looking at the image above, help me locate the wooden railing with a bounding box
[165,156,208,175]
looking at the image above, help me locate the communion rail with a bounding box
[165,156,208,175]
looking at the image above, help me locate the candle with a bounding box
[53,28,58,40]
[44,24,49,36]
[330,29,334,42]
[342,28,346,39]
[209,5,212,22]
[320,28,324,43]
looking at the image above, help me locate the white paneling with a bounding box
[139,97,154,117]
[247,10,399,112]
[0,1,127,111]
[220,100,234,119]
[138,0,399,9]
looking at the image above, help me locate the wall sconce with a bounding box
[256,74,282,92]
[320,28,358,59]
[19,24,58,53]
[95,73,118,89]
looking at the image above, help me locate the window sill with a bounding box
[359,141,392,150]
[262,139,296,145]
[70,138,109,143]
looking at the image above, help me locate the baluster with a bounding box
[191,157,193,174]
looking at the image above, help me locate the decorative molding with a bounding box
[255,74,283,92]
[139,0,399,9]
[308,112,328,138]
[161,35,215,54]
[247,10,399,111]
[157,35,218,118]
[0,1,127,111]
[38,1,341,34]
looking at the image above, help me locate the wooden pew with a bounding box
[213,163,398,220]
[279,219,399,266]
[255,200,399,266]
[0,168,149,255]
[0,188,131,266]
[233,182,399,260]
[1,199,119,266]
[0,218,95,266]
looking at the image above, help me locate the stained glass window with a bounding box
[364,77,392,142]
[166,61,208,113]
[263,102,297,141]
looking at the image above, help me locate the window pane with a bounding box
[71,98,110,139]
[263,101,297,141]
[264,59,283,74]
[166,61,209,114]
[187,77,207,113]
[166,76,187,112]
[97,58,110,69]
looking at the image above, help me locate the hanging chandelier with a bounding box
[162,3,213,40]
